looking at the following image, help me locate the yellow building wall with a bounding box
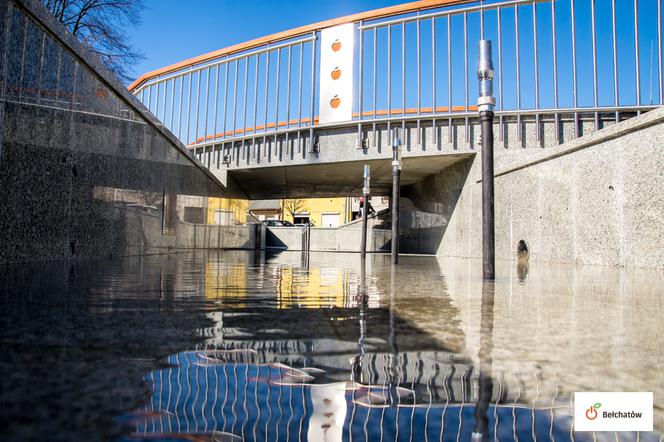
[204,261,246,307]
[276,266,351,308]
[282,197,349,226]
[207,198,249,225]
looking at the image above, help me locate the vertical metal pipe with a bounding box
[222,63,229,140]
[286,45,292,130]
[478,40,496,280]
[464,11,468,113]
[571,0,578,136]
[155,82,160,119]
[232,60,239,140]
[533,1,540,142]
[402,22,406,138]
[634,0,641,106]
[417,18,421,115]
[186,73,193,145]
[388,24,392,134]
[358,22,364,121]
[213,66,221,141]
[498,7,503,111]
[659,0,663,104]
[170,78,176,132]
[194,71,202,143]
[552,0,559,142]
[480,6,485,40]
[433,17,437,145]
[591,0,598,108]
[275,49,281,137]
[297,42,304,128]
[481,110,495,279]
[361,164,370,260]
[432,18,437,113]
[243,57,249,137]
[358,23,364,146]
[612,0,619,120]
[498,7,504,142]
[309,33,317,152]
[264,52,270,135]
[147,85,152,114]
[373,28,377,122]
[372,29,378,147]
[253,55,259,135]
[591,0,599,128]
[163,79,169,125]
[204,67,211,143]
[448,17,453,143]
[177,74,184,140]
[391,136,401,265]
[242,58,249,158]
[416,18,421,146]
[515,5,521,141]
[464,12,469,143]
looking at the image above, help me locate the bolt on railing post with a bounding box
[478,40,496,281]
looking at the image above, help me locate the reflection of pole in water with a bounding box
[472,282,495,442]
[352,264,367,383]
[300,250,309,270]
[388,266,399,406]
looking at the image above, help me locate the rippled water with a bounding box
[0,250,662,442]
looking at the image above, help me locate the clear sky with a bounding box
[129,0,407,79]
[131,0,662,140]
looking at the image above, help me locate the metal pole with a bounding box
[361,165,370,260]
[391,135,401,265]
[478,40,496,280]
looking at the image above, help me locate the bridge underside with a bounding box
[224,153,473,199]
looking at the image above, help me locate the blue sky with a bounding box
[129,0,407,77]
[131,0,662,144]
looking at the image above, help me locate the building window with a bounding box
[213,209,235,226]
[183,206,205,224]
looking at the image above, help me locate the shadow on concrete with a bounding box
[398,156,474,254]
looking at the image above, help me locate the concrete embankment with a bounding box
[400,107,664,269]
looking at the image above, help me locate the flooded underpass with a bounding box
[0,250,662,442]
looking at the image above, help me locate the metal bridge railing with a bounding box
[130,0,664,157]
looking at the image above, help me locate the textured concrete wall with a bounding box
[0,0,252,263]
[266,226,390,252]
[401,107,664,268]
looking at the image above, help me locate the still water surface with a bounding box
[0,250,662,441]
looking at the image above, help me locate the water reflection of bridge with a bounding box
[125,349,582,442]
[123,256,575,442]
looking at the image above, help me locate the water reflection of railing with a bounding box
[129,0,664,154]
[120,349,593,442]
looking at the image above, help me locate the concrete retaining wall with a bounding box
[0,0,253,263]
[266,226,390,253]
[401,107,664,268]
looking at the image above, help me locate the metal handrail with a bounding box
[130,0,663,160]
